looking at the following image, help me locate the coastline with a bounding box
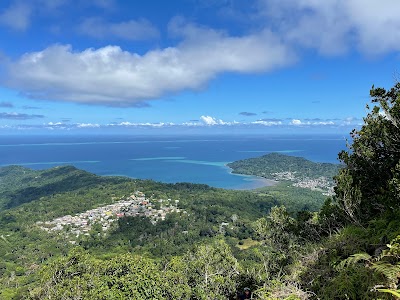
[224,164,279,190]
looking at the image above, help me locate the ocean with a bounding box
[0,134,348,189]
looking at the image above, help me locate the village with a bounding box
[271,171,335,196]
[37,191,185,241]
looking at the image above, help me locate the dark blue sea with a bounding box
[0,134,348,189]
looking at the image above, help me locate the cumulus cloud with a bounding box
[199,116,242,126]
[0,101,14,108]
[79,18,159,41]
[200,115,230,125]
[0,112,44,120]
[0,2,32,31]
[239,112,257,116]
[258,0,400,55]
[290,119,303,126]
[3,20,294,106]
[2,1,399,108]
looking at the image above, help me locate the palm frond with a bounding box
[376,288,400,299]
[337,253,372,270]
[371,261,400,282]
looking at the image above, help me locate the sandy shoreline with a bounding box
[233,175,279,190]
[224,164,279,190]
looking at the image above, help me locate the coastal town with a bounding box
[271,171,335,196]
[37,191,185,241]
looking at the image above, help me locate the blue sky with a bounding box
[0,0,399,134]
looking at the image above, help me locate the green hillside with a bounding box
[0,161,327,299]
[227,152,339,180]
[228,153,340,196]
[0,165,129,211]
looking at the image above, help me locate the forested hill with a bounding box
[0,159,317,299]
[0,162,326,299]
[0,165,129,211]
[227,153,340,180]
[227,153,341,196]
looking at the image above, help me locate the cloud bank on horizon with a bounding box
[0,115,362,133]
[1,0,399,107]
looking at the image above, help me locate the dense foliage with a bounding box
[335,82,400,224]
[0,162,324,299]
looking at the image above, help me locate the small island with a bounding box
[227,153,340,196]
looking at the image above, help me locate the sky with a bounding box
[0,0,399,135]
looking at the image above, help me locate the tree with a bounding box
[184,239,240,300]
[253,206,298,279]
[335,82,400,223]
[29,248,190,300]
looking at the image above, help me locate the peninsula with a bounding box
[227,153,340,195]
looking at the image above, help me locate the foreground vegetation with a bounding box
[0,82,399,299]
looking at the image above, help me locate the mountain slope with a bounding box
[0,165,128,211]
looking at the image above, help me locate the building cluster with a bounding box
[271,171,335,196]
[37,191,183,240]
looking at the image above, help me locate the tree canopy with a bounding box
[335,82,400,223]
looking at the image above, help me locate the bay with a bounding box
[0,134,347,189]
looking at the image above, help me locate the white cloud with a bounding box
[4,20,294,106]
[0,116,362,131]
[289,119,335,126]
[3,2,399,107]
[182,122,202,127]
[117,121,135,126]
[312,121,334,125]
[0,2,32,31]
[258,0,400,55]
[201,116,218,125]
[77,123,100,128]
[109,121,175,127]
[200,115,230,125]
[251,120,282,126]
[79,18,159,41]
[290,119,303,126]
